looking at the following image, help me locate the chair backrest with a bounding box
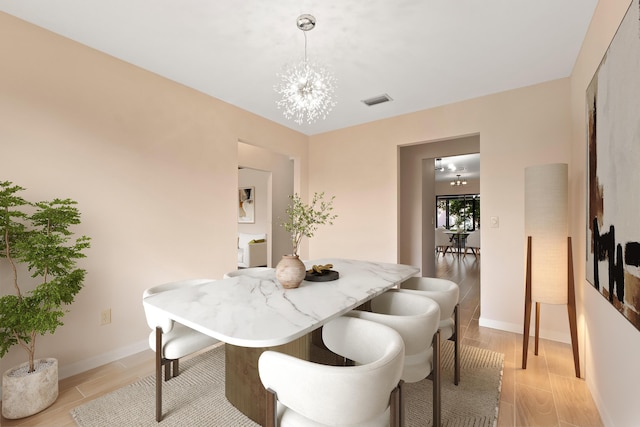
[466,230,480,248]
[399,277,459,321]
[142,279,213,332]
[259,316,404,425]
[435,227,450,246]
[223,267,272,279]
[365,290,440,357]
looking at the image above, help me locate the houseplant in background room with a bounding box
[0,181,91,419]
[277,192,337,289]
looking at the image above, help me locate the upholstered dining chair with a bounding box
[464,230,480,258]
[258,316,405,427]
[142,279,220,422]
[435,227,452,257]
[398,276,461,386]
[347,289,442,427]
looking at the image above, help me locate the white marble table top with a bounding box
[143,258,419,347]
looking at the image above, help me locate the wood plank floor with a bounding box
[2,254,603,426]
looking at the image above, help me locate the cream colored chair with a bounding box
[398,277,461,385]
[143,279,220,422]
[347,289,442,427]
[464,230,480,258]
[237,232,268,268]
[435,227,452,257]
[258,316,405,427]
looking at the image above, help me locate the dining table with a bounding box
[444,230,470,256]
[142,258,420,426]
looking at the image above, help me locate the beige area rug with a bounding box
[71,341,503,427]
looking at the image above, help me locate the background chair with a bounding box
[143,279,220,422]
[237,232,267,268]
[435,227,452,257]
[464,230,480,258]
[398,276,461,385]
[347,289,441,427]
[258,316,405,427]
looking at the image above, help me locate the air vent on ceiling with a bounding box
[361,94,393,107]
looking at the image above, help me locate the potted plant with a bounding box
[277,192,337,288]
[0,181,90,419]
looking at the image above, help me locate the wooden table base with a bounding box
[225,335,311,426]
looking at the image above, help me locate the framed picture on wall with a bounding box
[586,0,640,331]
[238,187,255,223]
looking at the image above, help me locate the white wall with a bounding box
[570,0,640,425]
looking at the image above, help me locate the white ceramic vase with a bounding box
[275,255,306,289]
[2,358,59,419]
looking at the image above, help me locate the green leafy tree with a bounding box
[282,192,337,256]
[0,181,90,372]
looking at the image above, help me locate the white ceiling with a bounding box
[435,154,480,183]
[0,1,598,136]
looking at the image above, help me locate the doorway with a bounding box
[398,135,480,276]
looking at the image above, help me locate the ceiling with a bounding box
[435,154,479,183]
[0,1,598,136]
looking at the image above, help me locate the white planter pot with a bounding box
[2,358,59,419]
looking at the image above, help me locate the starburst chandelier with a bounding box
[275,14,336,125]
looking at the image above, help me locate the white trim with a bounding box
[58,339,149,380]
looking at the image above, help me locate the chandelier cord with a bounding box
[303,31,308,64]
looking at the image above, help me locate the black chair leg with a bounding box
[454,304,460,385]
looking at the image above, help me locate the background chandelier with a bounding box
[451,174,468,186]
[275,14,336,125]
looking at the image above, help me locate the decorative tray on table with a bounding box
[305,264,339,282]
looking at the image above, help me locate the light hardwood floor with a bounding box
[2,253,603,426]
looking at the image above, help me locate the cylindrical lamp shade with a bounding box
[525,163,568,305]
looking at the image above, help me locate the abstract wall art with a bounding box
[586,0,640,330]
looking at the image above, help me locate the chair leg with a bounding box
[155,327,163,422]
[173,359,180,377]
[164,359,171,381]
[390,381,402,427]
[265,388,277,427]
[454,304,460,385]
[398,380,406,427]
[433,330,441,427]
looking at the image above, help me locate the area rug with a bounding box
[71,341,503,427]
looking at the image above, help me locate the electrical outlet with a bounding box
[100,308,111,325]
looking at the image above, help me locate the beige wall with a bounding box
[570,0,639,425]
[2,2,638,422]
[309,79,572,344]
[0,13,307,378]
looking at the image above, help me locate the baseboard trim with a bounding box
[58,339,149,380]
[479,316,571,344]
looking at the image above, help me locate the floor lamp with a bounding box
[522,163,580,378]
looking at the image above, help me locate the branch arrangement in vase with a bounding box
[281,192,337,256]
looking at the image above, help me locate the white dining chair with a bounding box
[435,227,452,257]
[142,279,220,422]
[398,276,461,385]
[464,230,480,258]
[347,289,442,427]
[258,316,405,427]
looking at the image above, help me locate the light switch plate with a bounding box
[490,216,499,228]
